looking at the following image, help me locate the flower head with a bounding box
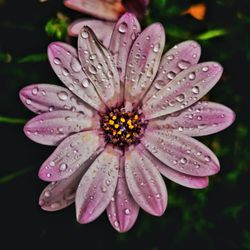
[20,13,235,232]
[64,0,149,47]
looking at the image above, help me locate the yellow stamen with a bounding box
[127,120,132,125]
[134,114,138,120]
[112,115,117,120]
[114,124,119,129]
[129,125,134,129]
[120,117,125,123]
[126,133,131,138]
[109,120,114,125]
[117,130,122,135]
[113,131,117,135]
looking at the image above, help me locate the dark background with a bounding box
[0,0,249,249]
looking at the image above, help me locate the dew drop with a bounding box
[51,203,60,209]
[62,68,69,76]
[155,80,165,90]
[26,99,31,105]
[49,161,55,167]
[32,87,38,95]
[59,163,67,171]
[188,72,196,80]
[192,86,200,94]
[101,186,107,193]
[46,173,51,178]
[176,94,185,103]
[153,43,161,53]
[71,58,82,72]
[167,71,176,80]
[204,155,211,162]
[89,54,97,60]
[124,208,131,215]
[57,91,68,101]
[53,58,61,65]
[202,66,209,72]
[81,31,89,39]
[88,65,97,74]
[82,79,90,88]
[48,106,54,112]
[118,22,128,33]
[178,60,190,70]
[167,54,174,60]
[114,220,119,227]
[44,191,51,197]
[180,157,187,164]
[155,193,161,199]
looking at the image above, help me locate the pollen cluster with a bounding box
[101,107,147,147]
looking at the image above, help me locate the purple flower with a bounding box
[64,0,149,47]
[20,13,235,232]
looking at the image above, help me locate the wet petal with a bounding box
[64,0,125,21]
[39,161,93,211]
[143,40,201,103]
[76,146,121,224]
[125,145,167,216]
[48,42,105,112]
[124,23,165,110]
[109,13,141,88]
[139,145,208,189]
[107,156,139,232]
[122,0,149,19]
[38,131,105,181]
[142,130,220,176]
[148,101,235,137]
[143,62,223,119]
[19,84,95,116]
[78,27,121,108]
[24,110,99,146]
[68,19,115,47]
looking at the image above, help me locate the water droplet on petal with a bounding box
[205,156,211,162]
[192,86,200,94]
[167,54,174,60]
[176,94,185,103]
[124,208,131,215]
[178,60,190,70]
[155,193,161,199]
[202,66,209,72]
[48,106,54,112]
[44,191,51,197]
[32,87,38,95]
[59,163,67,171]
[81,31,89,39]
[167,71,176,80]
[118,22,128,33]
[62,68,69,76]
[57,91,68,101]
[53,58,61,65]
[49,161,55,167]
[26,99,31,105]
[88,65,97,74]
[71,58,82,72]
[180,157,187,164]
[188,72,196,80]
[153,43,161,53]
[114,221,119,227]
[155,80,166,90]
[89,54,97,60]
[101,186,107,193]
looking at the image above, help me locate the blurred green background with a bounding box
[0,0,249,249]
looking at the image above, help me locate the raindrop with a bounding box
[167,71,176,80]
[26,99,31,105]
[59,163,67,171]
[57,91,68,101]
[44,191,51,197]
[202,66,209,72]
[204,156,211,162]
[131,32,136,40]
[192,86,200,94]
[53,58,61,65]
[124,208,131,215]
[89,54,97,60]
[177,60,190,70]
[155,193,161,199]
[88,65,97,74]
[155,80,165,90]
[176,94,185,103]
[114,221,119,227]
[178,126,184,132]
[32,87,38,95]
[82,79,89,88]
[180,157,187,164]
[101,186,107,193]
[81,31,89,39]
[90,196,94,200]
[46,173,51,178]
[118,22,128,33]
[153,43,161,53]
[167,55,174,60]
[48,106,54,112]
[197,115,202,121]
[188,72,196,80]
[51,203,60,209]
[49,161,55,167]
[71,58,82,72]
[62,68,69,76]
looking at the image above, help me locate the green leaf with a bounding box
[0,116,27,125]
[0,167,33,184]
[196,29,228,40]
[18,53,47,63]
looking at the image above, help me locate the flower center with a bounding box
[101,107,147,147]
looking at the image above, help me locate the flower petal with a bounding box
[39,162,91,211]
[107,156,139,232]
[78,27,121,108]
[76,146,121,224]
[48,42,105,112]
[124,23,165,110]
[19,84,95,116]
[122,0,149,19]
[24,110,99,146]
[143,40,201,103]
[143,62,223,119]
[125,145,167,216]
[142,130,220,176]
[64,0,125,21]
[148,101,235,137]
[139,145,208,189]
[68,19,115,48]
[109,13,141,90]
[38,131,105,181]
